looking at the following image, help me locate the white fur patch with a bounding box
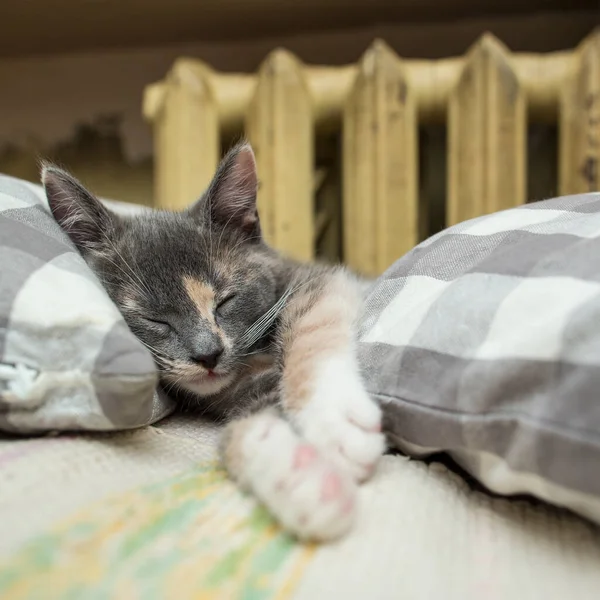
[236,412,357,541]
[178,373,236,396]
[294,353,386,482]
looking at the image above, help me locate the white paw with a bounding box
[240,413,357,542]
[294,356,386,482]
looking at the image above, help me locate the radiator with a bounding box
[143,30,599,276]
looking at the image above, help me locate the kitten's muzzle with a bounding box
[189,334,224,370]
[191,348,223,370]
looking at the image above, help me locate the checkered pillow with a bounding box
[0,174,173,433]
[359,193,600,525]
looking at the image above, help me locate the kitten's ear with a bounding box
[41,163,116,253]
[193,142,260,238]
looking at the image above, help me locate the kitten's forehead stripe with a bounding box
[183,276,216,323]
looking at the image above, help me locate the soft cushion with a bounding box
[2,414,599,598]
[0,174,173,433]
[358,193,600,525]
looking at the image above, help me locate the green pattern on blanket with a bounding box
[0,463,314,599]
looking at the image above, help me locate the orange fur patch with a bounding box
[183,276,217,325]
[282,273,359,411]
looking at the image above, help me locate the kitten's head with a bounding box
[43,143,280,399]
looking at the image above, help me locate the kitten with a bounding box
[42,143,386,541]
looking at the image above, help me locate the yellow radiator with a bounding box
[143,30,599,276]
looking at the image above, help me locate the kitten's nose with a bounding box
[191,347,223,370]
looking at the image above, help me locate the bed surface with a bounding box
[1,414,599,600]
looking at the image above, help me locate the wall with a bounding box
[0,10,595,204]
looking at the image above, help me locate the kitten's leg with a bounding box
[220,408,356,541]
[280,269,386,482]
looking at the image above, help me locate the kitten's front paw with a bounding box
[294,358,386,482]
[240,413,357,542]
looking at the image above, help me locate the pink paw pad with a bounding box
[293,444,318,470]
[321,471,343,502]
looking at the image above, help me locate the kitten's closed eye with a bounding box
[143,317,172,333]
[216,293,236,314]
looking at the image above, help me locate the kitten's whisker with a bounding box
[93,228,152,299]
[137,339,162,354]
[163,369,192,396]
[238,349,271,357]
[239,284,298,348]
[138,339,174,365]
[104,237,154,299]
[99,254,148,299]
[239,274,322,349]
[163,378,182,396]
[199,393,228,417]
[243,284,294,331]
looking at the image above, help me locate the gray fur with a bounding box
[42,143,338,421]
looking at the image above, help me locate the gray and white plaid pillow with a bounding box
[359,193,600,525]
[0,174,173,433]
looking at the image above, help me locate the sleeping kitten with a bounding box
[42,143,386,541]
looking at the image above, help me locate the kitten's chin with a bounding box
[177,372,235,396]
